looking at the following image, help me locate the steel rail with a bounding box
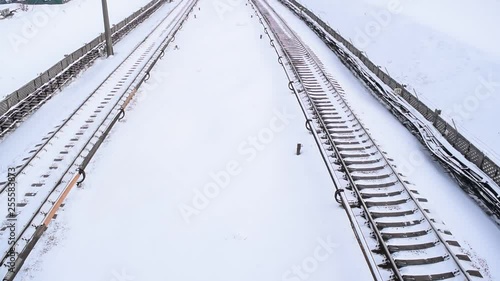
[252,0,482,280]
[0,1,198,278]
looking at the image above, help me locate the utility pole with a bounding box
[101,0,114,57]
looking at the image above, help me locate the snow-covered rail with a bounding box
[278,0,500,224]
[0,0,166,140]
[250,0,485,280]
[0,0,198,279]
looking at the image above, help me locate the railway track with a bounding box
[0,0,198,278]
[250,0,485,280]
[0,0,166,139]
[277,0,500,224]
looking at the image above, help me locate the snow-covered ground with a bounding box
[1,0,498,280]
[0,4,18,10]
[15,1,372,280]
[0,0,154,98]
[296,0,500,163]
[266,0,500,279]
[0,1,177,183]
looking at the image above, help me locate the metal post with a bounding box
[296,143,302,155]
[452,118,458,132]
[384,66,390,76]
[101,0,114,57]
[413,88,419,100]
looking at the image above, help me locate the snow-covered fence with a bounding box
[0,8,9,17]
[0,0,165,119]
[281,0,500,187]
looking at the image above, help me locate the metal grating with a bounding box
[6,95,18,109]
[287,0,500,188]
[494,172,500,186]
[409,95,419,109]
[482,157,498,179]
[383,75,389,84]
[41,72,50,85]
[454,134,470,155]
[445,127,458,144]
[424,108,435,122]
[48,63,62,77]
[0,101,7,116]
[434,117,447,134]
[0,0,165,122]
[17,84,34,100]
[466,146,484,167]
[416,101,427,116]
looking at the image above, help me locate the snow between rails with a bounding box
[178,107,296,223]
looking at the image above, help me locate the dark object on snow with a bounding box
[296,143,302,155]
[0,8,15,19]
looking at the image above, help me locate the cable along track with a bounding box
[250,0,484,280]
